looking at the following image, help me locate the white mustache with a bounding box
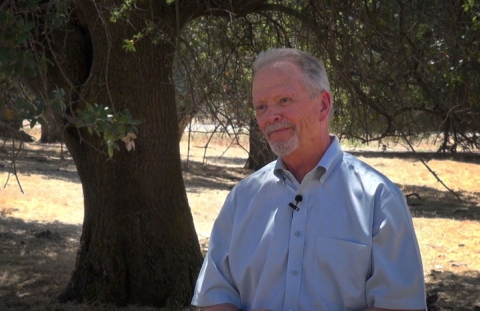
[265,121,295,135]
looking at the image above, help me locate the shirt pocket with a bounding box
[314,236,370,304]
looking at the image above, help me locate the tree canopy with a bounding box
[319,0,480,153]
[0,0,479,308]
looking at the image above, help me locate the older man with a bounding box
[191,48,426,311]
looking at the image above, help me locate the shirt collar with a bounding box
[273,158,288,180]
[317,136,343,184]
[273,136,344,184]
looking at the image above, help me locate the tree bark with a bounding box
[245,118,276,170]
[40,106,62,143]
[19,0,281,307]
[31,1,204,307]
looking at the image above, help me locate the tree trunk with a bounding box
[178,114,193,142]
[40,106,62,143]
[19,0,280,307]
[35,2,204,308]
[245,118,276,170]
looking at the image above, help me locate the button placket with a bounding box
[283,193,307,311]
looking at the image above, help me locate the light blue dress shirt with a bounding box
[192,137,426,311]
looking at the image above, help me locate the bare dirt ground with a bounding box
[1,129,480,310]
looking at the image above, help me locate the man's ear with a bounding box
[318,91,332,122]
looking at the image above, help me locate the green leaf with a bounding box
[122,39,136,52]
[24,22,35,32]
[26,0,39,9]
[108,144,113,158]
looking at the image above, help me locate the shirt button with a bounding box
[292,270,298,276]
[295,230,302,237]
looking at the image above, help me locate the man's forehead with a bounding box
[254,82,295,96]
[254,64,300,86]
[255,61,297,76]
[252,78,297,100]
[254,70,302,94]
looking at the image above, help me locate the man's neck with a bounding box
[282,136,333,183]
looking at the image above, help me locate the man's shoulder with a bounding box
[226,160,279,203]
[234,160,278,189]
[340,152,401,193]
[341,152,376,171]
[241,160,277,182]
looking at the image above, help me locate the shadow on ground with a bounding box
[349,150,480,165]
[182,159,249,192]
[426,270,480,310]
[0,216,81,309]
[403,185,480,221]
[0,142,79,183]
[2,214,479,310]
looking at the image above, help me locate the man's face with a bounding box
[252,62,327,157]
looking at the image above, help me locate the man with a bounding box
[191,48,426,311]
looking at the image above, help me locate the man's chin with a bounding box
[268,142,298,157]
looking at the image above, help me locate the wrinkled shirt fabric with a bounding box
[192,136,426,311]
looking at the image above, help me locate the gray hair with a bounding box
[253,48,331,97]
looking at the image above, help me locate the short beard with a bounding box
[265,121,299,156]
[269,134,299,156]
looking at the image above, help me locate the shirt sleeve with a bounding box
[366,186,427,309]
[191,190,242,309]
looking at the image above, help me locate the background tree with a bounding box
[175,8,319,169]
[176,15,267,167]
[313,0,480,153]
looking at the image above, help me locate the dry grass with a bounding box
[1,129,480,310]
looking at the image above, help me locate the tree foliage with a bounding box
[0,0,479,308]
[314,0,480,152]
[175,0,480,156]
[0,0,140,155]
[175,7,321,168]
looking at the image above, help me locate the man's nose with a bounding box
[263,105,282,123]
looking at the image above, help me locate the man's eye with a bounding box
[280,98,290,104]
[256,105,266,112]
